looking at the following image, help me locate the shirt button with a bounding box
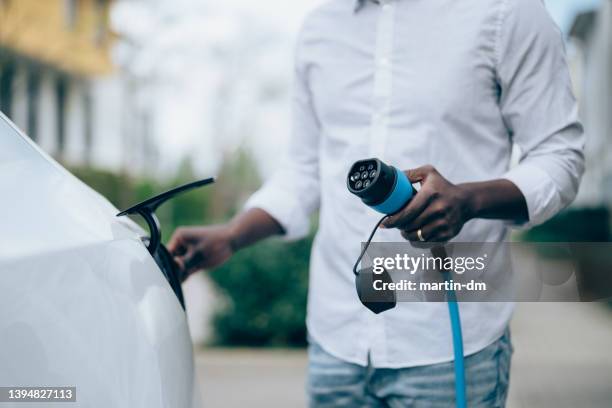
[379,58,390,67]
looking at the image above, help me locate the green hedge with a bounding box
[210,237,311,347]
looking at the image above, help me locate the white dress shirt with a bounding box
[245,0,584,367]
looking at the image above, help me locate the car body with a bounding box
[0,112,200,407]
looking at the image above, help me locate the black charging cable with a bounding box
[352,215,389,276]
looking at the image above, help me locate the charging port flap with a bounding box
[116,178,214,310]
[116,178,214,257]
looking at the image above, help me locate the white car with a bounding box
[0,112,206,407]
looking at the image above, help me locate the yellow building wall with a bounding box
[0,0,115,76]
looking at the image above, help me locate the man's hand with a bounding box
[382,165,473,243]
[381,165,529,244]
[167,225,236,278]
[167,208,285,280]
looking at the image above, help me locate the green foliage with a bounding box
[210,237,311,347]
[522,207,610,243]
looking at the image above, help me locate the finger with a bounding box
[401,221,446,243]
[383,188,434,229]
[396,204,440,232]
[167,230,186,254]
[406,165,436,184]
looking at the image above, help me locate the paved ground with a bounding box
[195,302,612,407]
[506,303,612,408]
[195,348,308,407]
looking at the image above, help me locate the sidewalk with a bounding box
[195,303,612,407]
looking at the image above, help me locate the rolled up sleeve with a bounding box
[497,0,585,227]
[244,27,321,240]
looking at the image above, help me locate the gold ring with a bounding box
[417,229,426,242]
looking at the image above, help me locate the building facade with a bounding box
[568,0,612,207]
[0,0,153,173]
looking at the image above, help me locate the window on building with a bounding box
[55,76,68,156]
[0,58,16,118]
[64,0,78,29]
[26,69,40,141]
[83,87,93,164]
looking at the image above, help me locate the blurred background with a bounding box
[1,0,611,407]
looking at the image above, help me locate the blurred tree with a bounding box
[68,166,136,209]
[208,147,262,221]
[162,157,213,231]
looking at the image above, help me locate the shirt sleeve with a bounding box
[243,26,321,241]
[497,0,585,227]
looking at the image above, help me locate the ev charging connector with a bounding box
[347,158,413,215]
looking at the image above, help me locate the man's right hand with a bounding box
[167,225,236,278]
[167,208,285,281]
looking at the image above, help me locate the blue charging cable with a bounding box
[443,271,467,408]
[348,160,467,407]
[430,244,466,408]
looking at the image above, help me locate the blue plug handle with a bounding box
[371,167,413,214]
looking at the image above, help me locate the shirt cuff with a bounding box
[244,185,311,241]
[502,163,563,228]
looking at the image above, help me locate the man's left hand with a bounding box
[382,165,473,244]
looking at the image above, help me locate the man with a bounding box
[169,0,584,406]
